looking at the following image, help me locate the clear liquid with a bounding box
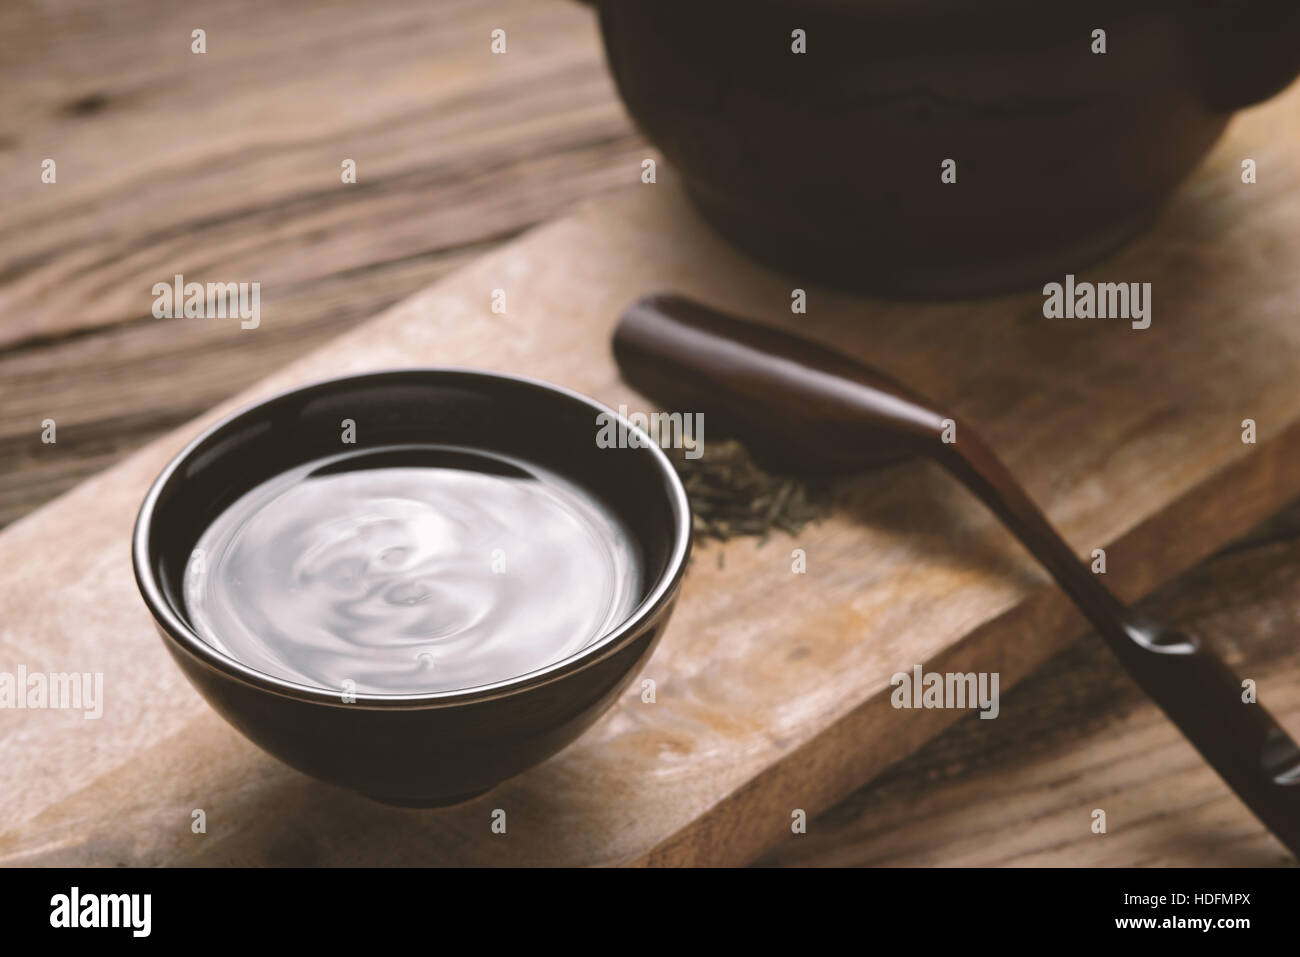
[185,447,640,695]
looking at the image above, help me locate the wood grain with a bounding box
[2,71,1300,864]
[5,0,1300,867]
[0,0,646,529]
[762,501,1300,867]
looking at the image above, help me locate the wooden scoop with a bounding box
[613,292,1300,854]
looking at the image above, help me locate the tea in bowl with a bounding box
[132,370,691,806]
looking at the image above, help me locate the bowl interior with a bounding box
[138,369,689,696]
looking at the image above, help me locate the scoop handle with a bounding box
[614,294,949,473]
[944,430,1300,856]
[614,292,1300,854]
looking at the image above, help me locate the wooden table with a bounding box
[3,0,1298,867]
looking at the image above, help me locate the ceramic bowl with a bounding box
[133,369,691,806]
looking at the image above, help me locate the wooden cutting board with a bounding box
[3,85,1300,867]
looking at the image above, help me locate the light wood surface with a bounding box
[3,70,1300,864]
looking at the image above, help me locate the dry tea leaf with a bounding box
[671,438,829,547]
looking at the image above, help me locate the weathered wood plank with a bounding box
[0,0,646,529]
[763,505,1300,867]
[2,75,1300,864]
[4,0,1300,867]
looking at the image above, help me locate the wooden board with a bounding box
[3,84,1300,866]
[763,506,1300,867]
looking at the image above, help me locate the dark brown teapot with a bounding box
[592,1,1300,296]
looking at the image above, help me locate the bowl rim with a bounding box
[132,367,692,710]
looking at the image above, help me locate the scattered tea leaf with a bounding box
[671,438,829,547]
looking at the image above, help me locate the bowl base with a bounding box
[363,786,496,810]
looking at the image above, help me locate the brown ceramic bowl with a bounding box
[132,370,691,807]
[593,0,1300,296]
